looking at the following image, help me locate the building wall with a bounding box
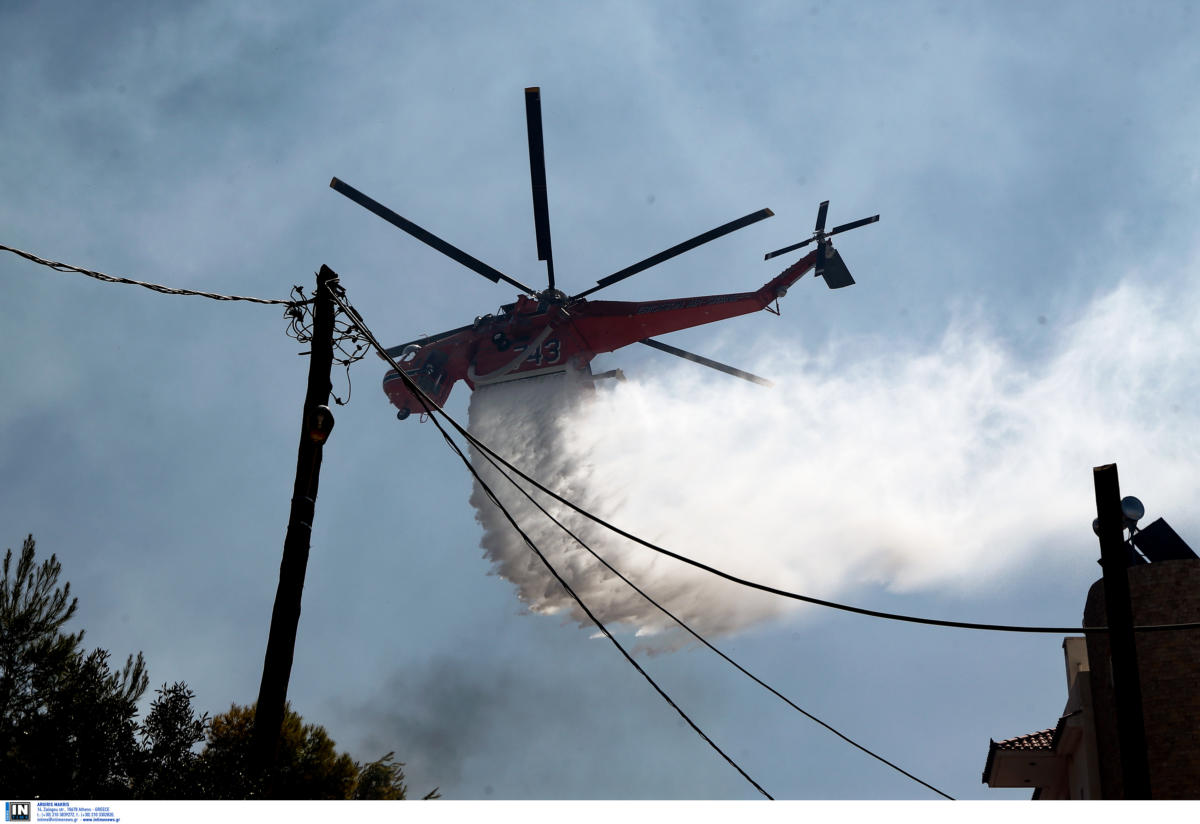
[1060,637,1102,799]
[1083,558,1200,799]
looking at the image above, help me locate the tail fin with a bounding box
[819,247,855,289]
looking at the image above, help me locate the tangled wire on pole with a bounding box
[284,281,371,405]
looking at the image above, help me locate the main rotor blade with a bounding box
[573,208,774,300]
[814,200,829,233]
[330,177,538,295]
[763,236,815,261]
[828,214,880,237]
[524,87,556,291]
[639,338,774,387]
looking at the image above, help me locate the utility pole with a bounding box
[253,264,338,782]
[1092,463,1151,799]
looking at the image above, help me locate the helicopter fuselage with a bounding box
[382,248,819,419]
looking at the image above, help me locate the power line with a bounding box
[2,243,300,306]
[3,241,377,404]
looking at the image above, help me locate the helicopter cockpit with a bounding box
[383,345,453,420]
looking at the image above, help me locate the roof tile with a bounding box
[993,728,1055,751]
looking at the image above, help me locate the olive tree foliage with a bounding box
[136,682,210,798]
[0,535,148,796]
[354,752,418,800]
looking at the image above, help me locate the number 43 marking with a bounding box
[525,338,561,366]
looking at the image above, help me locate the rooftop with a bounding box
[990,728,1055,752]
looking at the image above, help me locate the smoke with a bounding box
[467,276,1200,650]
[345,654,543,794]
[339,647,728,799]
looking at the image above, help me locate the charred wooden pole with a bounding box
[253,264,338,782]
[1093,463,1151,799]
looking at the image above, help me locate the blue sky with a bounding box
[2,0,1199,801]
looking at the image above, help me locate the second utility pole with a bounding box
[253,264,338,784]
[1093,462,1151,799]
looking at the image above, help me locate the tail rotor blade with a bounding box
[573,207,774,300]
[525,87,556,291]
[330,177,539,295]
[764,202,878,263]
[639,338,774,387]
[815,241,828,279]
[764,236,815,260]
[814,200,829,233]
[828,214,880,237]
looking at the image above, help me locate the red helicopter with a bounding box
[332,88,878,420]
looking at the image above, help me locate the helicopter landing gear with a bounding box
[396,408,411,421]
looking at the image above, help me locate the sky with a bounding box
[2,0,1199,802]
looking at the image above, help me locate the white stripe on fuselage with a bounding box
[470,361,571,387]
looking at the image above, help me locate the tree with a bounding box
[0,535,82,733]
[136,682,210,798]
[1,536,437,800]
[196,702,435,799]
[26,648,148,795]
[1,535,148,797]
[353,752,413,800]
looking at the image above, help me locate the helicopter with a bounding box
[331,88,878,420]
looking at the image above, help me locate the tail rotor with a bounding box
[764,201,878,289]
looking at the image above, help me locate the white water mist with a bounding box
[468,277,1200,650]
